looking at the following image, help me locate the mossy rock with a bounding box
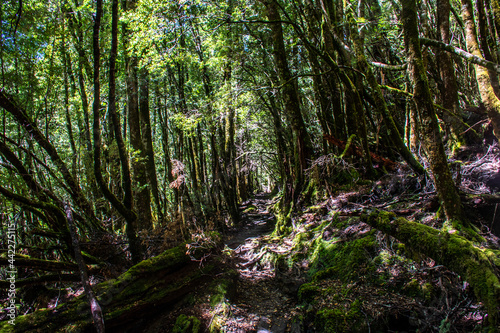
[172,314,201,333]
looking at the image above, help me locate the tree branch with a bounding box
[420,37,500,73]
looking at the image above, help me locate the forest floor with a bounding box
[143,144,500,333]
[209,194,302,332]
[144,193,304,332]
[11,145,499,332]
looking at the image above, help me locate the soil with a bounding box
[143,193,303,332]
[215,194,301,332]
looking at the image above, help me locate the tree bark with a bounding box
[261,0,314,195]
[402,0,465,227]
[460,0,500,142]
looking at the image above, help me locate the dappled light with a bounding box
[1,0,500,332]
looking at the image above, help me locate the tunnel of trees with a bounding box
[1,0,500,331]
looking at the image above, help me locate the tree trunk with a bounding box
[124,0,152,231]
[93,0,141,263]
[436,0,465,147]
[139,68,162,222]
[461,0,500,142]
[261,0,314,196]
[402,0,466,229]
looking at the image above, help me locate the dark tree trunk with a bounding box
[261,0,314,195]
[93,0,141,263]
[124,0,152,231]
[139,68,162,222]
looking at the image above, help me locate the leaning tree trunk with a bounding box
[461,0,500,142]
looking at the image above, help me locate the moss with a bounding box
[242,205,257,213]
[298,282,320,303]
[209,276,234,307]
[402,279,434,303]
[292,231,313,252]
[308,232,378,282]
[313,299,363,333]
[206,271,238,332]
[172,314,201,333]
[272,199,293,236]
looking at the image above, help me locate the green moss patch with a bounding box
[308,231,379,282]
[172,314,201,333]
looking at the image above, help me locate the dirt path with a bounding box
[143,194,302,332]
[219,194,301,333]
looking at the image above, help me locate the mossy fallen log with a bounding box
[362,210,500,328]
[0,243,216,332]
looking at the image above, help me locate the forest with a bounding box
[1,0,500,331]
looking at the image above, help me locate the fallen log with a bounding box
[361,210,500,329]
[0,243,217,332]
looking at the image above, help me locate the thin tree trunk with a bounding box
[124,0,152,231]
[65,203,104,333]
[140,68,162,222]
[93,0,141,263]
[436,0,465,147]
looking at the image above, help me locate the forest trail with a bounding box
[143,194,303,332]
[215,194,302,332]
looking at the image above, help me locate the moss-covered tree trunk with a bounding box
[436,0,466,147]
[363,211,500,328]
[0,244,217,332]
[461,0,500,142]
[402,0,465,228]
